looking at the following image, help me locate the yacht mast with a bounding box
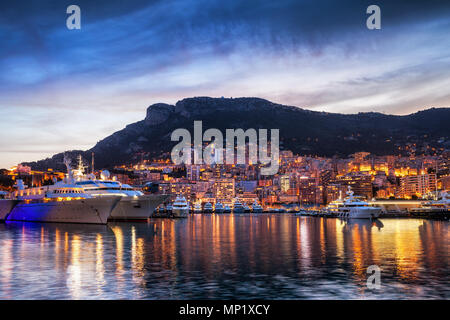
[91,152,95,174]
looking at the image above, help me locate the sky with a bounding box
[0,0,449,168]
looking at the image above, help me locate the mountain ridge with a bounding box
[22,97,450,171]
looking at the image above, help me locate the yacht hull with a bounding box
[339,207,381,219]
[109,195,169,220]
[6,197,120,224]
[0,200,19,221]
[172,208,189,218]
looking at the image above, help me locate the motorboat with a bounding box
[203,202,213,213]
[214,201,224,214]
[172,195,189,218]
[251,200,263,213]
[409,192,449,219]
[223,205,232,214]
[192,202,202,214]
[325,187,381,219]
[233,198,245,213]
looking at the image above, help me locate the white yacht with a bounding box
[214,201,224,214]
[233,198,245,213]
[71,155,168,220]
[325,187,381,219]
[6,179,120,224]
[223,204,232,214]
[203,202,213,213]
[193,202,202,214]
[409,192,449,218]
[172,195,189,218]
[251,200,263,213]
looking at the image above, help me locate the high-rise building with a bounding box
[186,165,200,181]
[280,175,290,193]
[399,173,437,198]
[214,178,235,201]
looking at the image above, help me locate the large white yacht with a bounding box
[325,187,381,219]
[172,195,189,218]
[71,155,169,220]
[6,179,120,224]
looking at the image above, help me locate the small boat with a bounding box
[214,201,224,213]
[158,205,166,214]
[223,205,232,214]
[243,204,251,213]
[203,202,213,213]
[251,201,263,213]
[193,202,202,214]
[172,195,189,218]
[233,198,245,213]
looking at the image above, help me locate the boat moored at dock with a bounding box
[214,201,224,213]
[193,202,202,214]
[203,202,213,213]
[251,201,263,213]
[409,192,449,219]
[172,195,189,218]
[7,181,120,224]
[324,187,381,219]
[233,198,245,213]
[72,156,168,220]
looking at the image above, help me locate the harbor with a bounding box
[0,215,447,299]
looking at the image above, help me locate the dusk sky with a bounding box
[1,0,449,168]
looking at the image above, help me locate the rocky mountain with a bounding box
[23,97,450,171]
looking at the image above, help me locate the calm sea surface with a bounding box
[0,214,448,299]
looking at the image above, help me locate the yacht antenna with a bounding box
[91,152,95,174]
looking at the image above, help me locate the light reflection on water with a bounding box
[0,215,448,299]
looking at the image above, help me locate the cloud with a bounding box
[0,0,449,167]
